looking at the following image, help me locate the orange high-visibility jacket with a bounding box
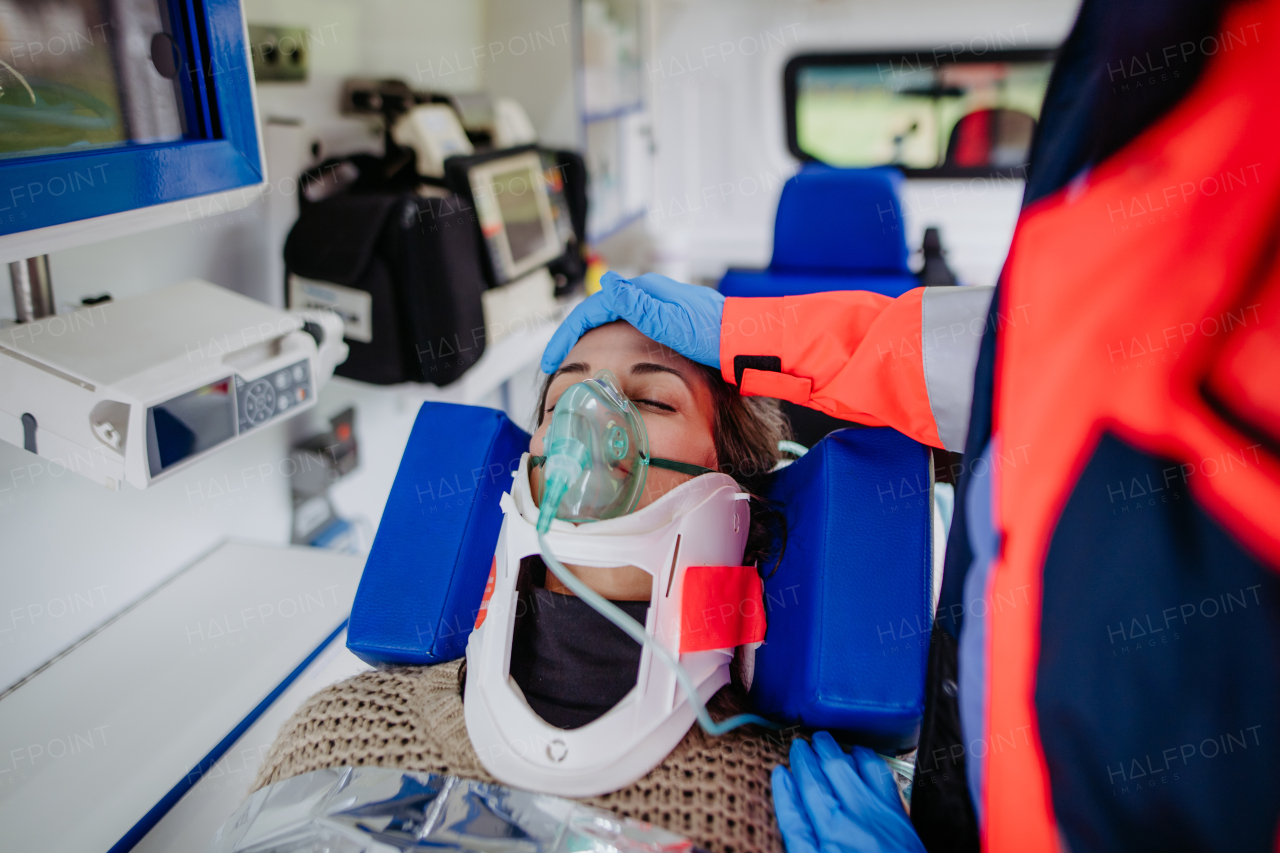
[721,2,1280,847]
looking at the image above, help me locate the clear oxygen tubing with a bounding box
[778,440,809,458]
[881,754,915,779]
[536,474,780,736]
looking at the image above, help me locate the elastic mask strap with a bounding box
[649,457,715,478]
[530,454,712,478]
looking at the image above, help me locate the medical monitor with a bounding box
[0,0,265,261]
[448,147,565,286]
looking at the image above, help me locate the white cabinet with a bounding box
[577,0,653,241]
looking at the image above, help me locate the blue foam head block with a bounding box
[751,427,933,739]
[347,402,530,666]
[770,165,910,274]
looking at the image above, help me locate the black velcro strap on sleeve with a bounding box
[734,355,782,387]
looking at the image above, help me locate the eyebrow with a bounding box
[553,361,590,381]
[630,361,692,391]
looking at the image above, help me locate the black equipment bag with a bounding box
[284,191,487,386]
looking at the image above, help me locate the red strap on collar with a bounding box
[679,565,767,653]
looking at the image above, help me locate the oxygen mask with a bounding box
[534,369,711,533]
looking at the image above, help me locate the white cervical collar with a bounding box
[464,453,750,797]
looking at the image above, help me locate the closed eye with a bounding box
[634,398,676,412]
[547,398,673,417]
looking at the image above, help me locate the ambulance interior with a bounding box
[0,0,1079,850]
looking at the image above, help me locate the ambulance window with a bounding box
[785,48,1057,178]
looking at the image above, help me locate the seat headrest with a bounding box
[771,166,910,275]
[944,107,1037,168]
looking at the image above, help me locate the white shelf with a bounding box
[0,541,364,853]
[589,208,648,244]
[133,630,371,853]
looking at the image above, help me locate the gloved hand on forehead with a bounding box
[540,271,726,373]
[772,732,926,853]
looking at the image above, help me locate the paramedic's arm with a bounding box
[540,272,993,452]
[720,286,993,451]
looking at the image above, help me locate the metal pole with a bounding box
[9,255,54,322]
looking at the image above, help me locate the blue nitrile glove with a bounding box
[540,271,726,373]
[772,732,926,853]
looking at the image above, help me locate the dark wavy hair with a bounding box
[534,360,791,570]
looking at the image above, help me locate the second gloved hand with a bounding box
[772,732,925,853]
[540,272,725,373]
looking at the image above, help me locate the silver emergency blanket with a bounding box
[208,766,699,853]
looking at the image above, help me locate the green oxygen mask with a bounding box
[533,369,713,533]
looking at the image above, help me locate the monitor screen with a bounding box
[491,164,548,265]
[467,150,564,284]
[146,378,236,475]
[0,0,186,161]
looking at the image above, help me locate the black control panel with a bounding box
[236,359,312,433]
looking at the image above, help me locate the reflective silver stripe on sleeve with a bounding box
[921,285,995,452]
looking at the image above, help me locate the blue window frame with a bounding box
[0,0,261,237]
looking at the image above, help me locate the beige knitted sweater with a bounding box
[253,662,794,853]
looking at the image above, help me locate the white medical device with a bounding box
[0,280,347,491]
[492,97,538,148]
[392,104,475,178]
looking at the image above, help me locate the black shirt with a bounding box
[508,585,649,730]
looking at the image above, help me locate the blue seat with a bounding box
[719,165,920,298]
[348,402,932,743]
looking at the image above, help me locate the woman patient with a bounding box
[252,320,795,853]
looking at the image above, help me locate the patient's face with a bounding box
[532,320,718,504]
[530,320,718,599]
